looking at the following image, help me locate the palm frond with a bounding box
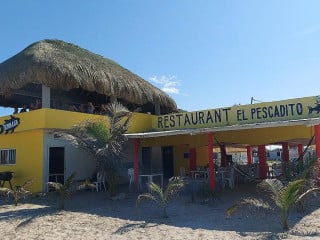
[137,193,157,204]
[164,177,185,202]
[148,182,164,202]
[279,179,305,212]
[225,203,239,217]
[259,178,284,195]
[296,187,320,203]
[64,171,76,189]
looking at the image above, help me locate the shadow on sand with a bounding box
[0,182,319,237]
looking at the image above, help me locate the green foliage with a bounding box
[137,177,185,218]
[48,172,76,209]
[55,102,132,197]
[86,121,111,144]
[0,179,33,206]
[258,178,305,230]
[198,183,220,204]
[225,203,239,218]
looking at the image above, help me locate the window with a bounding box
[0,149,16,165]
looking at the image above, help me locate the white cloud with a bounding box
[149,75,181,94]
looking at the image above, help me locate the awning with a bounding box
[125,118,320,139]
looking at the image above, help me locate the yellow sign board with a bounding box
[154,96,320,130]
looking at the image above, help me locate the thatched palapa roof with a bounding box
[0,39,177,113]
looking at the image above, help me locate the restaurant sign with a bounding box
[154,96,320,131]
[0,115,20,134]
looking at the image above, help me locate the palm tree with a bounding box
[48,172,76,209]
[137,177,185,218]
[56,102,132,196]
[258,178,305,230]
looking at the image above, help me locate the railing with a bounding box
[49,173,64,183]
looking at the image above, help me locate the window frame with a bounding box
[0,148,16,165]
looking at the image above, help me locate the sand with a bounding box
[0,183,319,240]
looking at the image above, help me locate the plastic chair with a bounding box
[128,168,142,191]
[179,167,186,177]
[93,172,107,192]
[128,168,134,191]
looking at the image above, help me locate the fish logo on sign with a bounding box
[308,96,320,117]
[0,115,20,134]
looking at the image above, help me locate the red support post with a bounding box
[314,125,320,185]
[133,138,140,192]
[298,144,303,161]
[246,146,253,165]
[189,148,197,171]
[220,145,227,167]
[282,142,289,163]
[208,132,215,190]
[258,145,268,179]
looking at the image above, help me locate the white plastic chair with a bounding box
[128,168,134,191]
[179,167,186,177]
[93,172,107,192]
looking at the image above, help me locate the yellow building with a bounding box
[1,40,320,192]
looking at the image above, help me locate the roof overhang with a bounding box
[125,118,320,139]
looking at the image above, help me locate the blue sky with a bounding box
[1,0,320,116]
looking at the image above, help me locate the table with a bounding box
[190,170,208,179]
[139,173,164,192]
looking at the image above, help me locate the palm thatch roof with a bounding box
[0,39,177,113]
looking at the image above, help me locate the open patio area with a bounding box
[0,183,319,240]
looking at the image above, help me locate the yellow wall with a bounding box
[214,125,314,145]
[0,129,43,192]
[0,109,153,134]
[172,145,214,176]
[141,125,314,147]
[173,145,189,176]
[196,146,209,167]
[0,109,153,192]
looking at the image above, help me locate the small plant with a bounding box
[48,172,76,209]
[199,183,220,204]
[137,177,184,218]
[225,197,270,218]
[258,178,305,230]
[0,179,33,206]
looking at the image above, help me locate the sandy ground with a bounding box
[0,183,319,240]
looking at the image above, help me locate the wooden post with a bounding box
[155,103,161,115]
[246,146,253,165]
[133,138,140,192]
[42,85,50,108]
[258,145,268,179]
[208,132,215,190]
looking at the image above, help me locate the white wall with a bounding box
[43,131,97,191]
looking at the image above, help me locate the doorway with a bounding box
[162,146,174,178]
[49,147,65,184]
[142,147,152,173]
